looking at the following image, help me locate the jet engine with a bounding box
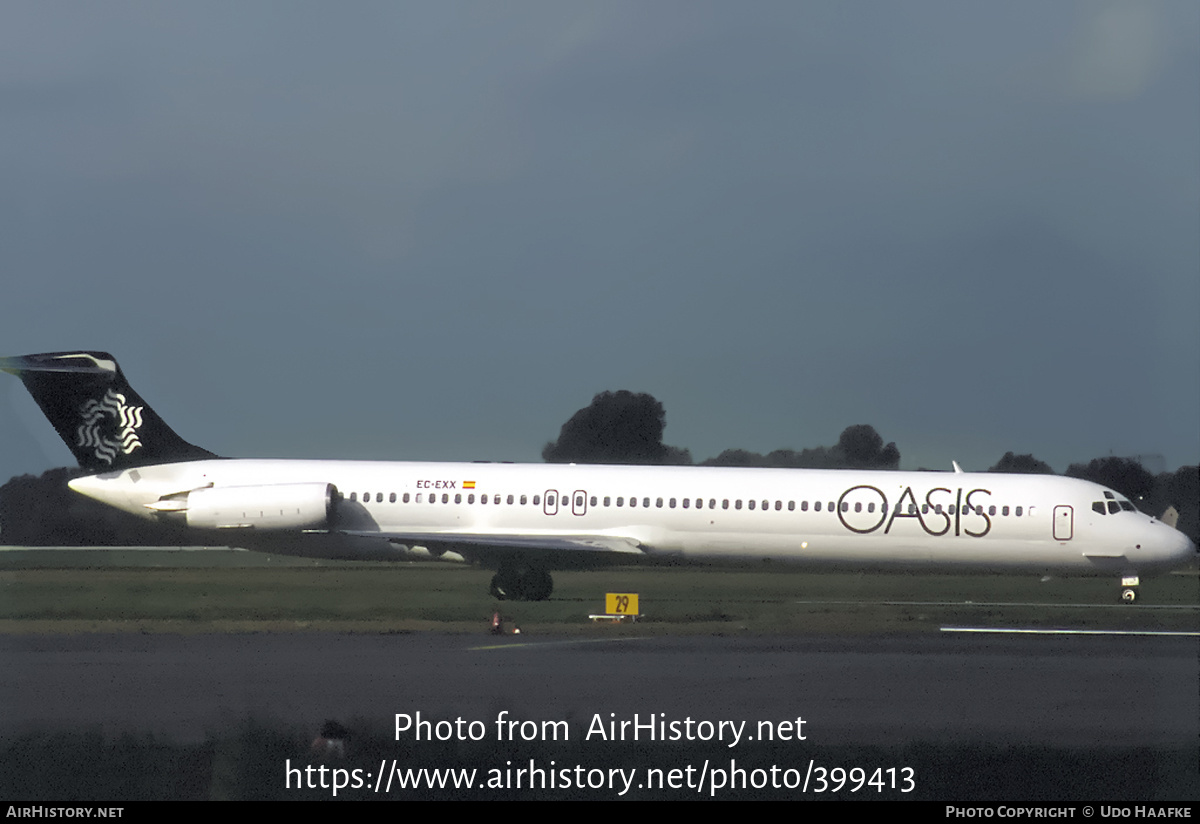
[149,483,338,530]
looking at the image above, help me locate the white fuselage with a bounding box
[68,459,1195,576]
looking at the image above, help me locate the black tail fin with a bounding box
[0,351,217,472]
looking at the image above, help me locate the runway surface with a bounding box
[2,632,1196,748]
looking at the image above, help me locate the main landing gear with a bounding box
[490,564,554,602]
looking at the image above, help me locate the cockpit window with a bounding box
[1093,502,1106,515]
[1107,501,1120,514]
[1119,501,1136,512]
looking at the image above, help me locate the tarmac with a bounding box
[3,631,1196,747]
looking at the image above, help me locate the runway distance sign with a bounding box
[606,593,639,616]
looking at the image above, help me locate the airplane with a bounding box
[2,351,1194,602]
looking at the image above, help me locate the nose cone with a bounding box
[1149,523,1198,571]
[1170,529,1198,567]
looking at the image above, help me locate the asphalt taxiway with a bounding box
[2,632,1196,747]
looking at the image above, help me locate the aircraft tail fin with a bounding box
[1,351,217,472]
[1159,506,1179,529]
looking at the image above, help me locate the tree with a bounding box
[542,390,692,465]
[989,452,1055,474]
[700,425,900,469]
[835,424,900,469]
[1065,457,1156,503]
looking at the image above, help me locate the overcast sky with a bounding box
[2,1,1197,481]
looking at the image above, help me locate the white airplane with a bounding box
[2,351,1193,601]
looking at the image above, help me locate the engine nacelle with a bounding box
[180,483,337,530]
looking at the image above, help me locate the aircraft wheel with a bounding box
[492,565,553,601]
[1120,588,1137,604]
[522,569,553,602]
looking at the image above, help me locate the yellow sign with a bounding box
[605,593,639,615]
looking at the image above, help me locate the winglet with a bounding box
[951,461,964,474]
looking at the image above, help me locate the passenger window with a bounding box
[854,502,862,513]
[988,506,996,516]
[590,496,596,506]
[1015,506,1022,516]
[603,497,610,507]
[455,494,462,504]
[656,498,663,508]
[643,498,650,508]
[709,499,716,509]
[682,498,689,509]
[617,497,624,507]
[788,501,795,511]
[509,495,516,505]
[1002,506,1009,516]
[494,495,500,505]
[801,501,808,511]
[775,501,782,511]
[630,497,637,508]
[520,495,527,505]
[389,492,396,503]
[481,495,488,505]
[469,494,475,504]
[533,495,540,506]
[735,500,743,510]
[722,499,729,510]
[350,492,357,502]
[814,501,821,512]
[669,498,676,508]
[442,494,449,504]
[748,500,756,510]
[403,493,410,503]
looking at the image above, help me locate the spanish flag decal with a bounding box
[463,481,476,489]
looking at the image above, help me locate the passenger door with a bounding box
[1053,505,1073,541]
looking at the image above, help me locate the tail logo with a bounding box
[76,389,145,466]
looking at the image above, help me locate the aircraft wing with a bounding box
[342,530,647,557]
